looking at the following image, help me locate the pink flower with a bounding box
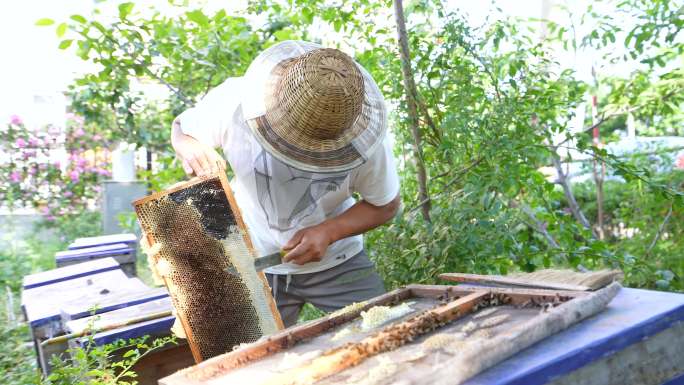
[10,115,23,125]
[10,171,21,183]
[76,157,87,168]
[46,215,56,222]
[27,167,36,176]
[28,137,40,147]
[15,138,27,148]
[93,134,102,141]
[64,191,73,198]
[40,206,49,215]
[48,125,61,137]
[96,168,111,176]
[74,128,85,138]
[69,169,80,183]
[676,154,684,170]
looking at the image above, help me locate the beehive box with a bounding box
[161,283,620,385]
[55,243,137,277]
[133,173,283,363]
[65,295,195,385]
[21,269,145,375]
[68,233,137,250]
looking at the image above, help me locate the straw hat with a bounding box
[242,41,387,173]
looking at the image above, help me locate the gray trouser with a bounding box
[265,250,385,327]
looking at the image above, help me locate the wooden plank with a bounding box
[439,273,592,291]
[406,283,585,302]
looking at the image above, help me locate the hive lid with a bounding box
[68,233,137,250]
[66,296,173,335]
[60,285,168,321]
[56,243,134,262]
[75,315,177,347]
[22,257,120,290]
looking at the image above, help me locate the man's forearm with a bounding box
[321,195,401,244]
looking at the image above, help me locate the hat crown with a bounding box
[266,48,364,141]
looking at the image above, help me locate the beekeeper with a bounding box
[168,40,400,327]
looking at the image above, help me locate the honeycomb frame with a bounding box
[133,173,284,363]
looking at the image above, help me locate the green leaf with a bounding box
[186,10,209,26]
[302,7,314,24]
[58,39,73,49]
[333,19,342,32]
[56,22,67,37]
[35,18,54,26]
[70,14,87,24]
[118,2,134,19]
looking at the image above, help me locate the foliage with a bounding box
[0,322,41,385]
[41,2,269,188]
[572,169,684,290]
[33,0,684,299]
[46,335,176,385]
[298,303,328,323]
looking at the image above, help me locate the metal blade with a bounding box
[224,251,283,276]
[253,252,284,272]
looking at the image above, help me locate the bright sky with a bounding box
[0,0,627,129]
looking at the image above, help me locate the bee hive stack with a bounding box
[133,173,283,363]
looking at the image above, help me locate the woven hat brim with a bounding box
[242,41,387,173]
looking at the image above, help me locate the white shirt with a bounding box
[178,77,400,275]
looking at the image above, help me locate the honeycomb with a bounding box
[134,175,281,362]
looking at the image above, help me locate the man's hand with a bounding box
[172,119,226,176]
[282,223,334,265]
[281,195,400,266]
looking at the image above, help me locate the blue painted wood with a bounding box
[662,372,684,385]
[22,258,120,290]
[68,233,137,250]
[60,287,169,321]
[21,269,129,332]
[55,243,134,263]
[76,315,177,346]
[65,297,173,335]
[463,287,684,385]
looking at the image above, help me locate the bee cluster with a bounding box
[516,292,569,314]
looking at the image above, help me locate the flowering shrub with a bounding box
[0,114,111,222]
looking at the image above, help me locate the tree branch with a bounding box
[519,203,561,249]
[645,202,674,257]
[551,152,597,238]
[394,0,431,222]
[407,157,483,214]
